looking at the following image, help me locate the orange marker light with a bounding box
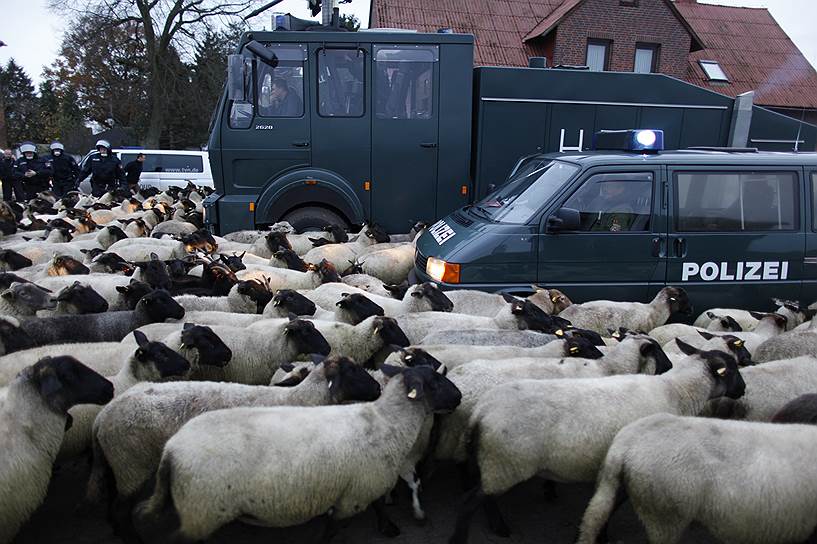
[364,180,371,191]
[249,202,255,212]
[426,257,461,284]
[461,185,468,196]
[305,179,318,186]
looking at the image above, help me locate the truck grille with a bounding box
[415,250,428,273]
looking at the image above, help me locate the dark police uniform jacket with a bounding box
[50,153,80,186]
[79,152,126,187]
[13,155,53,193]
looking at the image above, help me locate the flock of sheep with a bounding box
[1,184,817,544]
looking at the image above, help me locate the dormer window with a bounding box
[699,60,729,82]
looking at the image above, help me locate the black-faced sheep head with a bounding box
[81,247,105,262]
[675,339,745,399]
[565,328,605,347]
[771,393,817,425]
[323,224,349,243]
[29,356,114,424]
[104,225,129,245]
[136,290,185,322]
[309,237,334,249]
[272,289,317,317]
[201,261,238,296]
[772,298,817,322]
[0,316,35,355]
[697,331,753,367]
[664,286,693,316]
[53,282,109,314]
[266,231,292,254]
[315,259,340,284]
[341,259,363,276]
[134,253,172,290]
[563,335,604,359]
[181,229,217,254]
[321,355,381,403]
[116,280,155,310]
[635,337,673,375]
[0,220,17,236]
[411,283,453,312]
[185,212,204,228]
[46,218,76,233]
[504,293,570,335]
[50,255,90,276]
[273,249,309,272]
[284,318,331,356]
[2,282,55,313]
[132,330,191,379]
[30,198,57,215]
[0,249,33,271]
[363,223,390,244]
[373,316,410,348]
[748,311,788,332]
[336,293,385,325]
[383,281,409,301]
[398,347,447,375]
[704,312,743,332]
[180,323,232,368]
[380,364,461,413]
[219,252,247,272]
[93,252,135,275]
[274,361,313,387]
[0,273,30,291]
[164,256,198,278]
[237,279,273,314]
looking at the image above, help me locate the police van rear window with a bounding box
[675,171,798,232]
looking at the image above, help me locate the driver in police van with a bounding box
[586,180,638,232]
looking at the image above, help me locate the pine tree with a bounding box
[0,59,41,147]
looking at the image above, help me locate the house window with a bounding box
[699,60,729,82]
[634,43,659,73]
[586,40,610,72]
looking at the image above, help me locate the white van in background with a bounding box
[79,149,214,191]
[116,150,213,190]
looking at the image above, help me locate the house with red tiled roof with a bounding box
[369,0,817,126]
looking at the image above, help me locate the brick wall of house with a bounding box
[552,0,691,78]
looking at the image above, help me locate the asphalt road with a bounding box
[14,457,719,544]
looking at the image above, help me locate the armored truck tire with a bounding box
[281,206,348,233]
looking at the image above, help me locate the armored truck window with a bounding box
[257,46,305,118]
[374,46,436,119]
[318,49,365,117]
[676,172,798,232]
[562,172,653,232]
[161,155,203,173]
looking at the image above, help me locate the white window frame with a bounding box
[699,60,729,82]
[586,40,610,72]
[634,44,658,74]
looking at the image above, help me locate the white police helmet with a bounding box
[95,139,112,150]
[19,142,36,154]
[50,141,65,151]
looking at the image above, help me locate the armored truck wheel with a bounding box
[282,206,348,233]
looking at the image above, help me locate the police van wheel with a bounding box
[282,207,347,233]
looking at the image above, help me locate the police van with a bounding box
[412,129,817,311]
[79,149,214,191]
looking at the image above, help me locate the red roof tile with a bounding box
[370,0,817,109]
[675,2,817,108]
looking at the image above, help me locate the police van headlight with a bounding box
[427,256,460,284]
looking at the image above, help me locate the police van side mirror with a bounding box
[547,207,580,232]
[227,55,248,102]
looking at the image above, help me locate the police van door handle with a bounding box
[651,237,664,258]
[674,237,688,258]
[420,142,438,148]
[292,140,310,148]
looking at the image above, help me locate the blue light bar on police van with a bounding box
[592,129,665,153]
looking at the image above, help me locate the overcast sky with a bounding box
[0,0,815,86]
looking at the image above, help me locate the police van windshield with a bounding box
[474,159,579,223]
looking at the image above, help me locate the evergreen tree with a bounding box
[0,59,41,147]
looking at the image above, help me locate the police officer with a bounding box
[13,142,53,200]
[587,181,637,232]
[1,148,25,201]
[48,141,80,197]
[78,140,126,197]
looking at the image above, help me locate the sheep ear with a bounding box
[182,323,194,331]
[1,290,14,300]
[133,330,149,348]
[697,330,716,340]
[403,371,426,401]
[501,292,517,304]
[675,338,700,356]
[706,311,715,319]
[239,251,245,259]
[749,311,765,320]
[150,253,159,261]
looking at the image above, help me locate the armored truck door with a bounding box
[537,166,666,303]
[371,45,439,233]
[666,167,804,312]
[310,45,371,220]
[222,43,310,203]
